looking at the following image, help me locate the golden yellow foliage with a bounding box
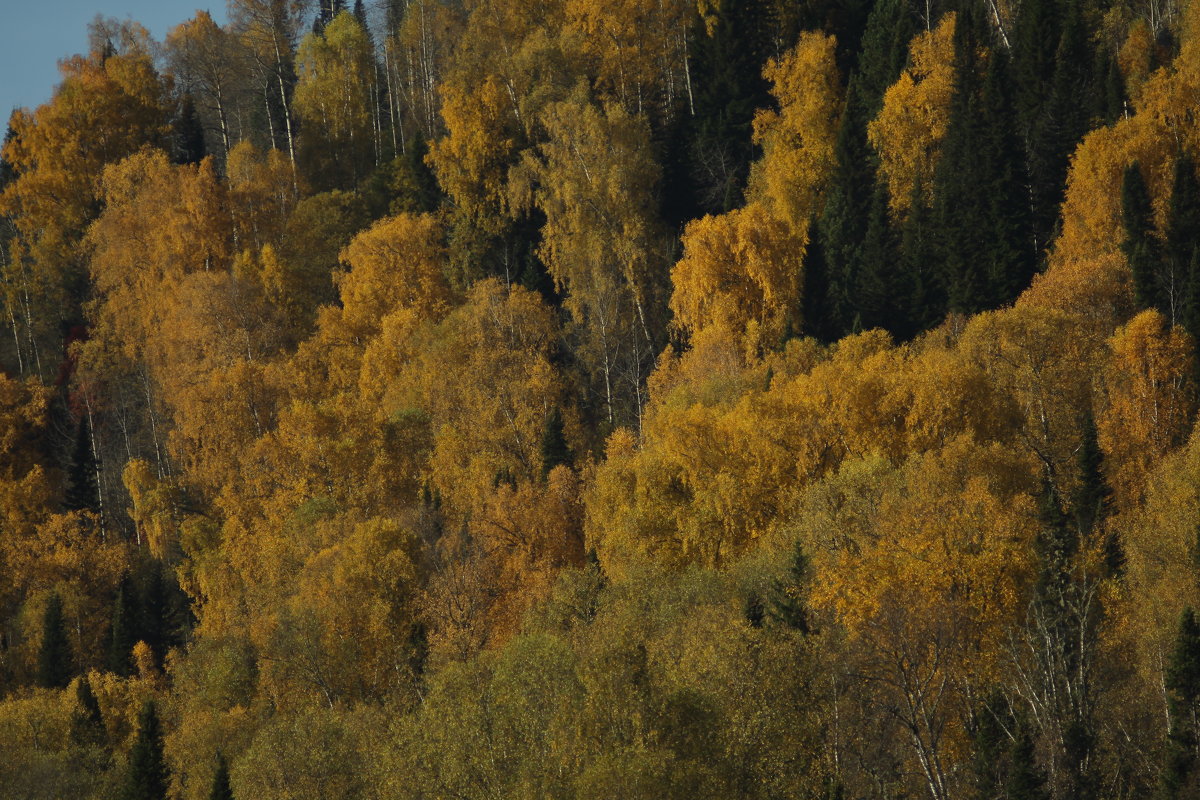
[1098,310,1195,508]
[867,14,956,216]
[669,205,804,345]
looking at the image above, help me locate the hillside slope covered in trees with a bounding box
[4,0,1200,798]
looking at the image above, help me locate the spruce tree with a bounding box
[1164,608,1200,799]
[173,93,207,166]
[852,0,916,117]
[38,592,74,689]
[141,565,168,667]
[107,575,139,676]
[980,47,1037,307]
[685,0,771,214]
[900,177,945,333]
[800,216,834,342]
[1026,1,1096,255]
[210,753,235,800]
[856,178,909,339]
[768,539,811,634]
[972,691,1047,800]
[818,80,874,338]
[1166,152,1200,325]
[65,415,100,514]
[1122,162,1162,312]
[70,674,106,749]
[934,5,990,314]
[1072,406,1112,538]
[1011,0,1061,129]
[122,700,169,800]
[540,407,572,479]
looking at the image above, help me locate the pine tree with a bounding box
[173,93,207,166]
[1072,405,1112,538]
[934,5,990,314]
[980,46,1037,306]
[64,415,100,513]
[972,691,1047,800]
[107,575,139,676]
[768,539,811,634]
[1026,1,1097,255]
[122,700,170,800]
[70,674,106,749]
[800,215,834,342]
[540,407,572,479]
[900,176,944,333]
[856,178,909,338]
[685,0,772,214]
[1166,152,1200,325]
[38,592,74,689]
[209,752,234,800]
[140,563,171,671]
[1011,0,1061,130]
[1162,608,1200,799]
[1122,162,1162,312]
[818,80,875,338]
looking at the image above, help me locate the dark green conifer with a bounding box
[107,575,139,676]
[800,216,834,342]
[65,415,100,514]
[209,752,234,800]
[1122,162,1162,312]
[1072,405,1112,538]
[38,592,73,689]
[768,540,811,634]
[1163,608,1200,799]
[122,700,169,800]
[540,407,572,479]
[70,674,106,749]
[172,93,207,166]
[1166,152,1200,325]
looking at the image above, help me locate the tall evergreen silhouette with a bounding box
[121,700,170,800]
[37,592,73,689]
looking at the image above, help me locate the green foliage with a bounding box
[37,592,73,689]
[210,753,234,800]
[122,701,169,800]
[540,406,572,479]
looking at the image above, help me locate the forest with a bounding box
[2,0,1200,797]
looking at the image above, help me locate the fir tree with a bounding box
[540,407,572,479]
[800,215,834,342]
[768,539,811,634]
[209,752,234,800]
[70,674,106,749]
[818,79,875,338]
[1072,405,1112,539]
[38,592,74,689]
[1122,162,1162,312]
[934,5,990,314]
[685,0,772,214]
[172,93,206,166]
[64,415,100,514]
[1163,608,1200,799]
[107,575,139,676]
[122,700,169,800]
[1026,1,1096,255]
[1166,152,1200,325]
[900,176,944,333]
[980,47,1037,306]
[856,178,908,338]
